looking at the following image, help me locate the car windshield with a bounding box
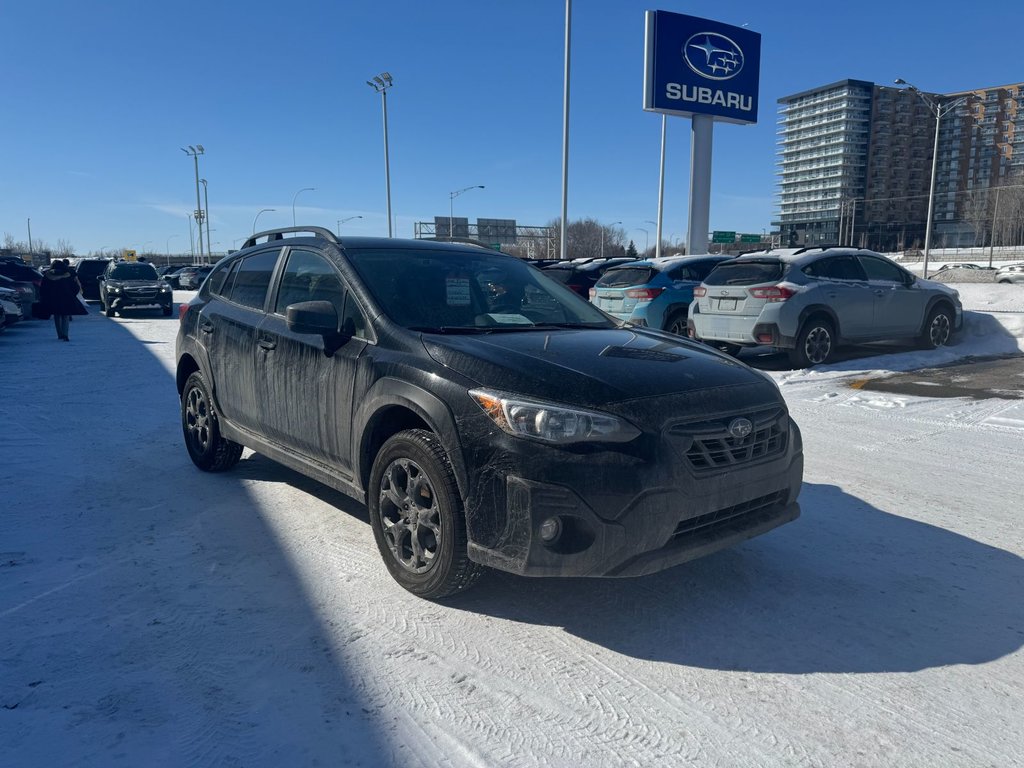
[110,263,159,280]
[704,260,786,286]
[595,267,656,288]
[346,247,614,332]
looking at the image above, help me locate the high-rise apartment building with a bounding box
[774,79,1024,250]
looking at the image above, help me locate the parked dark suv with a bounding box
[99,260,173,316]
[74,258,111,302]
[176,227,803,598]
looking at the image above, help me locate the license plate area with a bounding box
[718,298,737,311]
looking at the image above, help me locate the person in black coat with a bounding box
[39,260,86,341]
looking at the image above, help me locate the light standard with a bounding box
[894,79,969,278]
[187,215,195,259]
[366,72,394,237]
[166,235,179,266]
[635,227,649,254]
[292,187,315,227]
[27,218,33,254]
[601,220,621,258]
[252,208,275,234]
[449,185,484,241]
[199,179,212,265]
[337,215,363,235]
[180,145,205,262]
[645,220,659,258]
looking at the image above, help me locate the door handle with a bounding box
[200,321,214,334]
[258,338,277,351]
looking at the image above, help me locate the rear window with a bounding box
[595,267,655,288]
[704,260,786,286]
[541,267,574,284]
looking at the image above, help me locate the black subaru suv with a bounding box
[176,227,803,598]
[99,260,173,316]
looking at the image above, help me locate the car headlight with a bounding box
[108,285,121,293]
[160,283,171,291]
[469,388,641,444]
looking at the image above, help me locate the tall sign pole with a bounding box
[643,11,761,256]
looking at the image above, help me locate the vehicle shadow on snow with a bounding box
[449,481,1024,674]
[0,313,389,766]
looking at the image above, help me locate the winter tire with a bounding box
[163,305,173,316]
[104,299,116,318]
[664,310,689,337]
[369,429,483,599]
[181,371,243,472]
[919,305,954,349]
[789,318,835,368]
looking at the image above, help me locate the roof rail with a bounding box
[243,226,340,250]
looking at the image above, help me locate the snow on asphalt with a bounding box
[2,285,1022,767]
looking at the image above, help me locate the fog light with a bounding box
[539,517,562,542]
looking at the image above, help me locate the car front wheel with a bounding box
[789,318,835,368]
[369,429,483,599]
[181,371,243,472]
[920,305,954,349]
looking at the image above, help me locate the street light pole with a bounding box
[187,215,195,259]
[894,80,967,278]
[601,220,622,259]
[252,208,275,235]
[292,187,315,227]
[27,218,33,254]
[337,215,363,236]
[166,235,179,266]
[181,145,205,263]
[449,185,485,241]
[366,72,394,237]
[636,228,649,254]
[200,179,212,265]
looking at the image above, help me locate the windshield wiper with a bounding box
[408,326,489,334]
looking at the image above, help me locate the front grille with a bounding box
[668,407,787,471]
[670,490,788,540]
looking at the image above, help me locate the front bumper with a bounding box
[108,292,172,310]
[462,409,803,578]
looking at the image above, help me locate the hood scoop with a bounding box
[600,345,685,363]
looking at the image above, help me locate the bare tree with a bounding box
[55,239,76,258]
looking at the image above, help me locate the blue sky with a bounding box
[3,0,1021,255]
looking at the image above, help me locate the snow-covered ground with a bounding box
[2,285,1023,767]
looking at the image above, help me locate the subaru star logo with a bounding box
[728,417,753,439]
[683,32,744,81]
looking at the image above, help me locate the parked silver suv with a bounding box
[995,263,1024,284]
[688,247,963,367]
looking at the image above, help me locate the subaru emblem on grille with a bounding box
[728,418,753,439]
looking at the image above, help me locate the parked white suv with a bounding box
[688,247,963,367]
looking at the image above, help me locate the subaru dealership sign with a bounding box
[644,11,761,125]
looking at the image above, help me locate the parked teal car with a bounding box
[589,255,731,335]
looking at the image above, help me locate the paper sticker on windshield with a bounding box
[486,313,532,325]
[446,278,471,306]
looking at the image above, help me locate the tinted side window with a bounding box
[805,256,866,281]
[859,256,905,283]
[208,261,236,296]
[341,292,369,339]
[274,249,341,315]
[227,250,280,310]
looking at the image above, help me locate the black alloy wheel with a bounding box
[181,371,243,472]
[789,318,835,368]
[369,429,482,599]
[920,306,953,349]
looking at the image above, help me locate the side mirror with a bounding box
[287,300,350,356]
[286,300,338,336]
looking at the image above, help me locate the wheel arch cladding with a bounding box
[358,379,469,502]
[798,305,840,338]
[177,354,200,395]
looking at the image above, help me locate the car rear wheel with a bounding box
[181,371,243,472]
[789,318,834,368]
[919,305,954,349]
[664,310,688,337]
[369,429,483,599]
